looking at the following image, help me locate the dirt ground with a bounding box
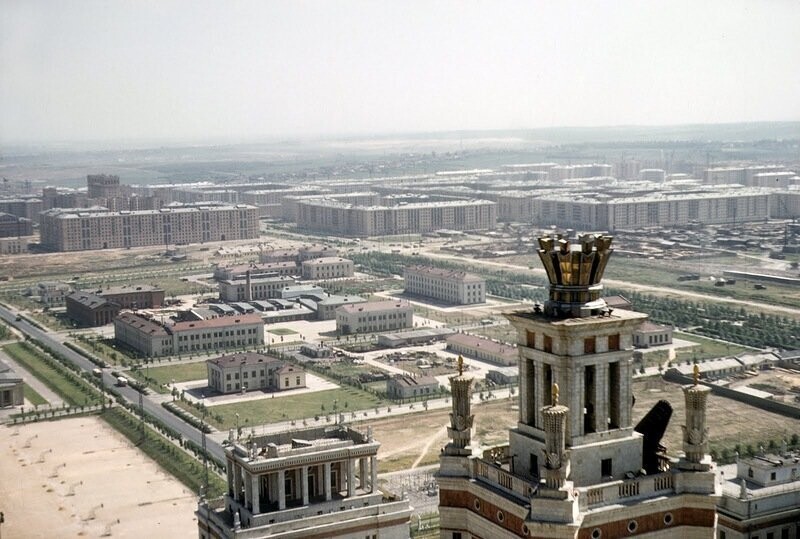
[0,417,197,539]
[362,378,798,475]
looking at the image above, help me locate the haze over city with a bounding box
[2,0,800,145]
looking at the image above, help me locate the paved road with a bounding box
[0,304,225,462]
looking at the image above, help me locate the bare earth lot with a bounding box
[0,417,197,539]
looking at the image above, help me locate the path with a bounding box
[411,425,447,469]
[0,347,64,407]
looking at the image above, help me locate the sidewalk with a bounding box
[0,348,65,408]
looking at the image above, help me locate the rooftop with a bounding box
[207,352,281,368]
[338,300,412,314]
[405,265,484,283]
[172,314,263,331]
[446,333,517,359]
[302,257,352,265]
[115,312,170,336]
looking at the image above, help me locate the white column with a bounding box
[251,474,260,514]
[370,456,377,493]
[301,466,309,505]
[324,462,332,501]
[277,469,286,510]
[347,458,355,497]
[359,458,367,489]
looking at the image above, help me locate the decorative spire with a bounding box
[552,382,559,406]
[693,363,700,385]
[457,354,464,376]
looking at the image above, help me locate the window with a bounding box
[526,330,535,348]
[608,334,620,351]
[770,472,776,480]
[530,454,539,477]
[601,458,612,477]
[584,337,596,354]
[543,335,552,353]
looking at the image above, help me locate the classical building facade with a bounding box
[301,257,354,280]
[218,275,296,302]
[66,292,120,327]
[114,312,265,357]
[0,359,24,408]
[39,202,259,251]
[403,265,486,305]
[438,234,720,538]
[206,353,305,394]
[335,300,413,335]
[196,426,412,539]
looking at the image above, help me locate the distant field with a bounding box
[130,361,209,392]
[673,331,750,362]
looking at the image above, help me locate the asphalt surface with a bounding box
[0,304,225,461]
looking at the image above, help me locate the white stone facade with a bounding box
[403,265,486,305]
[300,257,354,280]
[335,300,413,335]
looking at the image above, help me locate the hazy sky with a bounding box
[2,0,799,144]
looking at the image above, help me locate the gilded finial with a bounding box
[457,355,464,376]
[693,363,700,385]
[552,382,559,406]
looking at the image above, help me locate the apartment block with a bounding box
[403,265,486,305]
[39,202,259,251]
[0,213,33,238]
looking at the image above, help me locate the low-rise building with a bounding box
[66,292,120,327]
[219,275,296,302]
[213,262,298,281]
[95,284,164,309]
[386,373,439,400]
[114,312,265,357]
[0,359,24,408]
[280,284,324,300]
[718,452,800,539]
[486,366,519,386]
[316,295,366,320]
[206,352,305,394]
[0,236,31,254]
[632,321,673,348]
[335,300,413,335]
[196,425,411,539]
[301,257,354,280]
[403,265,486,305]
[29,281,73,306]
[445,333,518,366]
[377,327,456,348]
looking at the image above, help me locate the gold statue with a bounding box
[693,363,700,385]
[457,355,464,376]
[552,382,559,406]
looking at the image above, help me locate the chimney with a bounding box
[245,270,253,302]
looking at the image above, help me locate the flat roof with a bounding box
[302,257,352,265]
[405,265,484,283]
[172,314,263,331]
[446,333,517,359]
[338,300,412,314]
[207,352,280,368]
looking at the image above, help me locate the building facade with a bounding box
[206,353,305,394]
[66,292,120,327]
[633,321,674,348]
[0,213,34,238]
[196,426,412,539]
[438,234,720,538]
[218,276,296,302]
[114,312,265,357]
[335,300,413,335]
[386,374,439,400]
[0,359,24,408]
[403,265,486,305]
[39,203,259,251]
[446,333,518,366]
[301,257,354,280]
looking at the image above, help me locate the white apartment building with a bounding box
[39,202,259,251]
[218,275,296,302]
[335,300,413,335]
[301,257,354,280]
[403,265,486,305]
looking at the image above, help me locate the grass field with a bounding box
[23,383,48,406]
[179,386,386,430]
[129,361,208,393]
[673,331,751,362]
[3,342,97,406]
[267,327,298,335]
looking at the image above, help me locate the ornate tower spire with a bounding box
[537,233,614,318]
[444,357,473,457]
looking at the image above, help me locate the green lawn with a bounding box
[23,383,48,406]
[673,331,750,362]
[130,361,208,393]
[267,328,298,335]
[179,386,386,430]
[3,342,99,406]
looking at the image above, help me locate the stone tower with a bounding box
[440,356,475,478]
[437,234,720,539]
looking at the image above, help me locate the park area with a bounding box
[0,416,198,538]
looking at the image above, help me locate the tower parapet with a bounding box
[537,233,614,318]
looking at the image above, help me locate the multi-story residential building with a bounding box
[66,292,121,327]
[39,202,258,251]
[0,237,30,254]
[335,300,413,335]
[206,352,305,394]
[0,197,43,222]
[114,312,264,357]
[295,197,497,236]
[445,333,518,366]
[301,257,354,280]
[87,174,122,199]
[403,265,486,305]
[196,425,411,539]
[718,451,800,538]
[386,373,439,400]
[438,234,720,538]
[218,275,296,302]
[0,213,33,238]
